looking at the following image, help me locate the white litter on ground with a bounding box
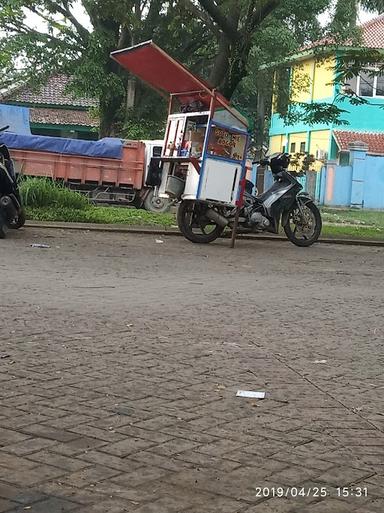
[236,390,266,399]
[31,243,50,249]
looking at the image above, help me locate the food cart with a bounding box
[111,41,250,245]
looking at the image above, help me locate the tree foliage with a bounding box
[0,0,209,136]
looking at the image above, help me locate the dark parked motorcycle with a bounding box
[0,126,25,238]
[177,152,322,247]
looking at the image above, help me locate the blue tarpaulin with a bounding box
[0,133,123,160]
[0,105,31,135]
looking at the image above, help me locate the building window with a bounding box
[300,142,306,153]
[290,142,296,153]
[357,69,384,98]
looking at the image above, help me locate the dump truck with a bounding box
[0,132,169,212]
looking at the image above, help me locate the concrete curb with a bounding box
[25,220,384,247]
[26,221,182,236]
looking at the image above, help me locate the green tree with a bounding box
[332,0,384,33]
[190,0,331,147]
[175,0,334,150]
[0,0,219,137]
[194,0,283,99]
[0,0,196,136]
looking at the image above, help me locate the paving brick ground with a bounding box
[0,227,383,513]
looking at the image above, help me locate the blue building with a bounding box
[269,15,384,170]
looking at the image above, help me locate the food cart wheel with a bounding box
[144,189,171,213]
[177,200,224,243]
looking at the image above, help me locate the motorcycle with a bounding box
[0,125,26,238]
[177,152,322,247]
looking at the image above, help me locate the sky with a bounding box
[318,7,377,26]
[357,9,379,23]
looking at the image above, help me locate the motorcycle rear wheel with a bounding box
[177,200,224,243]
[284,201,322,247]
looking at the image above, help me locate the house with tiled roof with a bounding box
[333,130,384,156]
[0,75,99,140]
[269,15,384,168]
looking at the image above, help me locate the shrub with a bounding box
[19,177,89,210]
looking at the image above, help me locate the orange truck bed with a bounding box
[11,140,146,190]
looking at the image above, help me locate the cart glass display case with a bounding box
[197,118,248,205]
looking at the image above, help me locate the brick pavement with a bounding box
[0,228,383,512]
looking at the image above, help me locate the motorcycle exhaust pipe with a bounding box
[0,196,17,222]
[205,208,229,228]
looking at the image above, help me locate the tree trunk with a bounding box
[221,39,250,99]
[99,87,125,137]
[99,100,114,137]
[209,33,231,88]
[126,78,136,111]
[255,91,266,150]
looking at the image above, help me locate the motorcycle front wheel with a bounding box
[177,200,224,243]
[284,201,322,247]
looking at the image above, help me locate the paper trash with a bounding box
[236,390,265,399]
[31,243,50,249]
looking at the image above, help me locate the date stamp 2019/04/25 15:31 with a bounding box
[255,486,369,499]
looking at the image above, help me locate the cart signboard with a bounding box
[111,41,249,208]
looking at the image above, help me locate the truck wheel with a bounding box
[143,189,171,213]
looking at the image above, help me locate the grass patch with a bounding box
[321,208,384,228]
[26,206,175,227]
[20,177,89,210]
[21,177,175,227]
[321,223,384,240]
[23,183,384,239]
[321,208,384,240]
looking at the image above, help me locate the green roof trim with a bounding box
[4,101,90,111]
[30,123,97,132]
[260,45,384,70]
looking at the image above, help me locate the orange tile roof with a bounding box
[333,130,384,155]
[303,15,384,51]
[361,15,384,49]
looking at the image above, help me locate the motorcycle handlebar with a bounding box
[0,125,9,132]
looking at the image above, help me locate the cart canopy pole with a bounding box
[230,176,246,249]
